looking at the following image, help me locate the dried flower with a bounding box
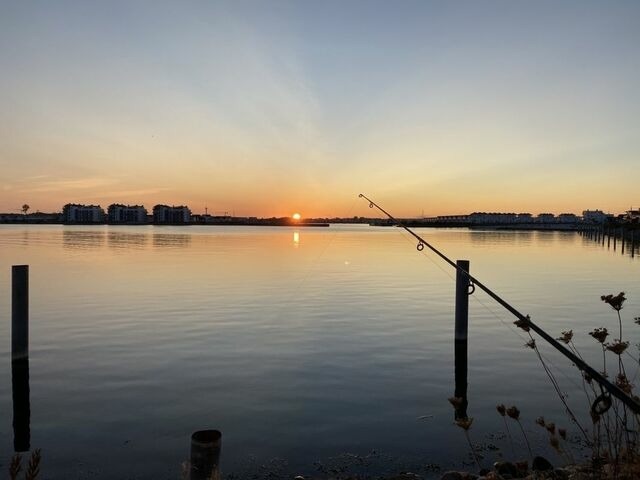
[589,327,609,344]
[455,417,473,430]
[525,339,536,349]
[616,373,633,394]
[583,371,593,384]
[506,406,520,420]
[514,315,531,332]
[606,340,629,355]
[549,435,560,452]
[635,317,640,325]
[545,422,556,434]
[601,292,626,311]
[535,416,546,427]
[590,410,601,424]
[496,404,506,417]
[559,428,567,440]
[9,454,22,480]
[448,397,464,409]
[557,330,573,344]
[25,449,41,480]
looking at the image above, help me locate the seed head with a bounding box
[590,410,601,424]
[535,416,546,427]
[616,373,633,394]
[606,340,629,355]
[557,330,573,344]
[549,435,560,452]
[545,422,556,435]
[496,404,506,417]
[506,406,520,420]
[601,292,626,311]
[634,317,640,325]
[559,428,567,440]
[589,327,609,344]
[583,371,593,384]
[525,339,536,349]
[455,417,473,430]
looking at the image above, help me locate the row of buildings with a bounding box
[421,209,636,226]
[62,204,192,224]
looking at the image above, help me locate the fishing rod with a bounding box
[359,193,640,415]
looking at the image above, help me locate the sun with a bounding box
[292,213,301,220]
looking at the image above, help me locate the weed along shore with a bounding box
[439,292,640,480]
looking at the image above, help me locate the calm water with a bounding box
[1,225,638,479]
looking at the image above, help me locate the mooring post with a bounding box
[190,430,221,480]
[12,358,30,452]
[454,260,470,420]
[632,229,636,258]
[12,265,29,361]
[622,227,626,254]
[11,265,30,452]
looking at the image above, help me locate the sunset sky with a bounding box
[1,1,638,217]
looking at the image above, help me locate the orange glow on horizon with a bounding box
[292,213,301,220]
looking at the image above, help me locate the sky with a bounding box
[0,1,639,217]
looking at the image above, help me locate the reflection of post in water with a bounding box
[12,358,30,452]
[190,430,221,480]
[12,265,31,452]
[454,260,470,420]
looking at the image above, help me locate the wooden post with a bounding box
[12,265,29,361]
[622,227,625,254]
[632,229,635,258]
[190,430,221,480]
[454,260,470,419]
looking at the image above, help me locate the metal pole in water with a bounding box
[190,430,221,480]
[12,265,29,361]
[454,260,470,419]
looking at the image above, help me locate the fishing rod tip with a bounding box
[358,193,364,198]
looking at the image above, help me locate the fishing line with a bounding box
[358,193,640,415]
[285,195,361,303]
[397,213,617,424]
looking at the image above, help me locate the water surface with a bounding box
[1,225,638,478]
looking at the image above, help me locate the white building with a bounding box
[582,210,611,224]
[536,213,556,223]
[624,208,640,222]
[468,212,518,225]
[153,205,191,224]
[62,204,105,224]
[558,213,579,224]
[107,204,148,224]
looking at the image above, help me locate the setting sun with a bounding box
[292,213,301,220]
